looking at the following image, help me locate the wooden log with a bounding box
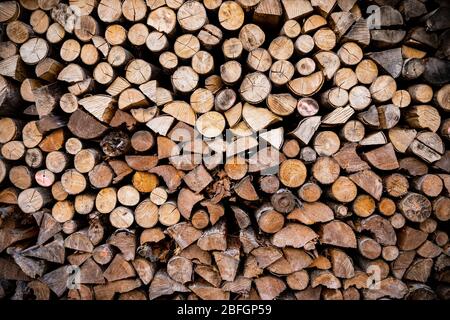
[1,141,25,161]
[24,148,43,171]
[399,192,432,223]
[368,48,403,79]
[378,197,396,217]
[405,105,441,133]
[269,60,294,86]
[61,169,86,195]
[312,157,340,185]
[196,112,225,138]
[280,19,301,39]
[9,165,33,190]
[0,55,27,82]
[414,174,443,198]
[191,210,210,230]
[59,92,78,114]
[352,194,375,218]
[173,34,199,61]
[338,42,363,66]
[186,91,209,117]
[0,41,18,60]
[240,72,271,104]
[319,221,356,248]
[120,0,147,22]
[288,202,333,225]
[107,46,133,68]
[177,1,207,32]
[402,58,425,80]
[297,182,322,203]
[126,23,148,46]
[281,139,300,158]
[198,24,222,50]
[296,57,316,77]
[50,181,68,201]
[0,78,20,118]
[435,84,450,112]
[314,131,340,156]
[109,207,134,229]
[354,59,378,85]
[6,21,33,45]
[60,40,81,63]
[74,149,100,174]
[239,23,265,52]
[35,169,55,187]
[192,51,214,76]
[340,120,365,143]
[46,22,65,44]
[45,151,69,174]
[145,7,176,36]
[330,176,357,203]
[74,15,99,42]
[370,75,397,103]
[295,34,315,56]
[278,159,307,188]
[0,1,20,23]
[0,118,21,144]
[171,66,198,94]
[18,188,51,214]
[363,143,399,171]
[146,31,168,53]
[68,110,108,140]
[321,87,349,109]
[0,0,448,301]
[250,0,281,27]
[409,136,443,165]
[314,28,336,51]
[74,193,95,215]
[433,196,450,222]
[289,71,324,97]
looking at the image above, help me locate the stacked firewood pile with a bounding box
[0,0,449,300]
